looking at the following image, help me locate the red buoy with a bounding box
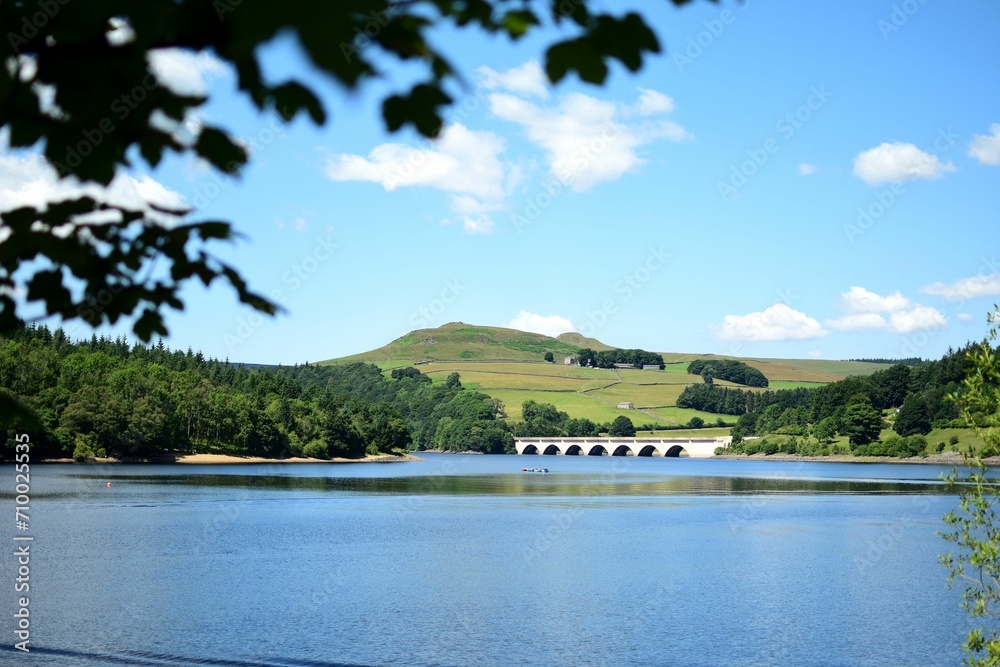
[106,482,112,488]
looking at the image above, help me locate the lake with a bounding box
[0,454,983,666]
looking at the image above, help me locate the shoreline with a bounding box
[37,453,424,465]
[714,452,1000,466]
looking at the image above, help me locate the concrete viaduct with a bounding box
[514,437,730,459]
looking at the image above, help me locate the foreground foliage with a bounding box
[942,310,1000,666]
[0,0,701,427]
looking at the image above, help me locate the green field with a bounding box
[649,427,731,438]
[484,390,634,423]
[589,383,688,408]
[766,380,831,391]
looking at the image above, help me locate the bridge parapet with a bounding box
[514,436,729,458]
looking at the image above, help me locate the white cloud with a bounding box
[968,123,1000,166]
[0,153,185,217]
[106,17,136,46]
[839,286,911,314]
[489,87,691,192]
[829,286,947,334]
[477,60,549,99]
[713,304,828,341]
[825,313,888,331]
[322,63,689,231]
[889,306,948,333]
[852,142,955,185]
[324,123,509,229]
[148,49,228,96]
[503,310,575,338]
[462,215,494,235]
[631,88,675,116]
[797,163,817,176]
[957,313,975,323]
[921,273,1000,300]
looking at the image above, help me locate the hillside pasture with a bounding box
[588,383,688,408]
[424,370,611,392]
[485,390,633,423]
[418,361,619,380]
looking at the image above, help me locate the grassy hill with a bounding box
[333,322,581,365]
[325,323,895,428]
[555,331,616,351]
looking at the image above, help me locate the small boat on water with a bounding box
[522,467,549,473]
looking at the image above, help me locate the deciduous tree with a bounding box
[942,309,1000,666]
[0,0,695,426]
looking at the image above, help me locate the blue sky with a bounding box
[5,0,1000,364]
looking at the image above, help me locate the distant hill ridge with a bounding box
[326,322,894,380]
[331,322,589,364]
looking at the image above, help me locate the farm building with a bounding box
[564,356,578,365]
[613,363,634,369]
[642,365,660,370]
[617,401,634,410]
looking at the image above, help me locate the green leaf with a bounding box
[270,81,327,124]
[382,83,451,137]
[194,126,249,174]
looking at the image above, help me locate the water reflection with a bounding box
[44,471,954,496]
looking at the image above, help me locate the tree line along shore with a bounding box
[1,326,991,463]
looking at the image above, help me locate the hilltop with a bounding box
[332,322,584,364]
[555,331,616,351]
[324,323,896,428]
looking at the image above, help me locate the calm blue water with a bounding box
[0,454,985,666]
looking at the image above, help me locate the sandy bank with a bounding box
[41,453,422,465]
[176,453,422,464]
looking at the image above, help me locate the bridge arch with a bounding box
[611,445,634,456]
[664,445,688,458]
[637,444,661,457]
[542,444,560,455]
[586,444,608,456]
[522,444,539,455]
[564,445,582,456]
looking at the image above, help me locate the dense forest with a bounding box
[577,348,665,369]
[0,326,513,460]
[3,326,987,461]
[686,359,768,387]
